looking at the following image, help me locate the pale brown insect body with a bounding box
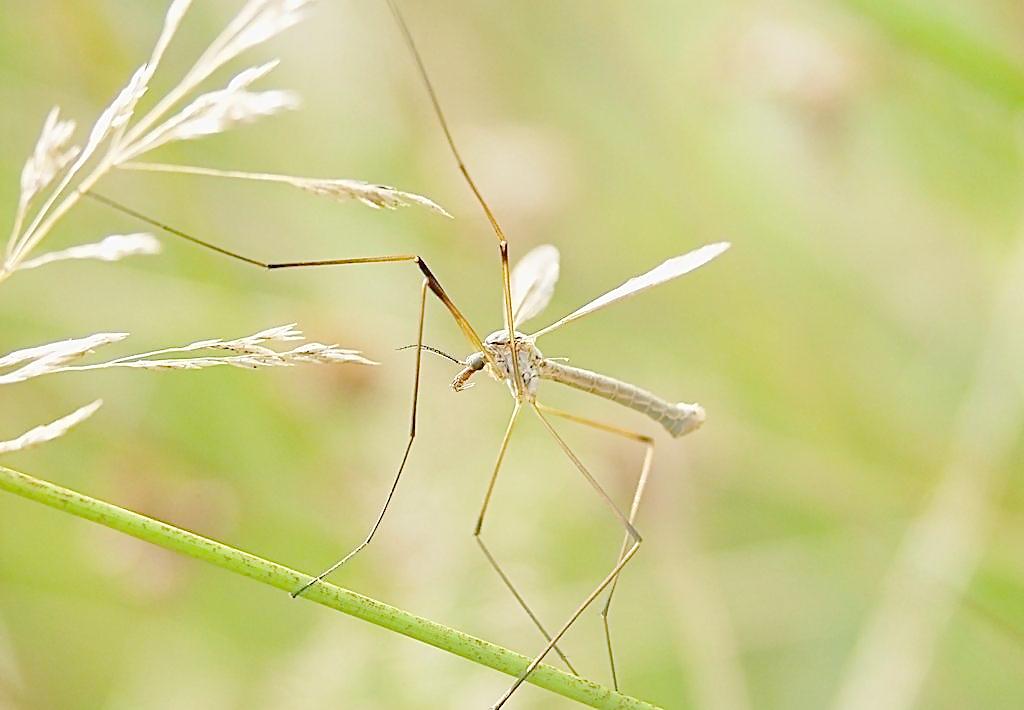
[452,284,711,439]
[453,330,545,397]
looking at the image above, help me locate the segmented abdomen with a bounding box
[538,361,705,437]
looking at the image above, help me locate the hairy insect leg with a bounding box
[489,403,643,709]
[535,403,656,690]
[474,401,578,674]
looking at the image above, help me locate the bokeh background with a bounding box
[2,1,1024,708]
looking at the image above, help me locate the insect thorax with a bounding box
[482,329,544,398]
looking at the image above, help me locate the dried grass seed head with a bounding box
[0,400,104,455]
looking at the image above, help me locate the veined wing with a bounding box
[529,242,729,339]
[506,244,560,330]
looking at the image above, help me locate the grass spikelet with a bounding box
[0,333,131,385]
[16,233,161,272]
[293,177,452,216]
[0,323,371,446]
[0,324,374,382]
[74,324,378,371]
[0,400,103,455]
[120,61,299,159]
[16,108,79,223]
[121,162,452,216]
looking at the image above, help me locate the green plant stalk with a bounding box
[0,464,660,710]
[839,0,1024,106]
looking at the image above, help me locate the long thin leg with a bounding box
[385,0,522,394]
[84,191,490,357]
[291,277,428,597]
[536,403,656,690]
[385,0,503,245]
[83,192,492,596]
[490,403,644,709]
[473,402,578,674]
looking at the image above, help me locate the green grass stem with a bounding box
[0,464,660,710]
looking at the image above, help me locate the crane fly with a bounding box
[85,1,729,706]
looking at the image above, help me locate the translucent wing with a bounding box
[506,244,560,329]
[530,242,730,339]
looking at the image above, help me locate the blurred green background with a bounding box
[2,1,1024,708]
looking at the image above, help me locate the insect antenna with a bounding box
[396,343,464,366]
